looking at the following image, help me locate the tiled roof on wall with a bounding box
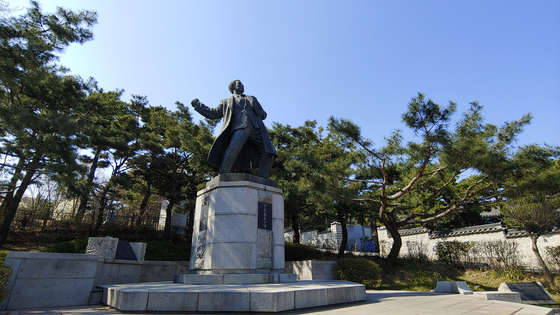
[504,225,560,238]
[429,223,504,238]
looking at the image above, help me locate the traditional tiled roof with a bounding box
[384,226,430,238]
[504,228,528,238]
[399,227,429,236]
[480,207,501,218]
[429,222,504,238]
[504,225,560,238]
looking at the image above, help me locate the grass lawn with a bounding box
[373,257,560,305]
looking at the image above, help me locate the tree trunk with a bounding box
[336,207,347,258]
[92,157,128,235]
[0,156,40,246]
[530,234,558,293]
[186,206,195,242]
[135,179,152,227]
[92,183,112,235]
[0,158,25,221]
[162,199,176,242]
[75,148,102,221]
[370,222,380,254]
[290,208,300,244]
[382,211,402,269]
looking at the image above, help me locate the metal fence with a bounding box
[9,209,162,233]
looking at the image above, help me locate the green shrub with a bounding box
[336,257,381,289]
[0,263,12,302]
[546,245,560,269]
[284,243,324,261]
[42,239,88,253]
[481,240,521,270]
[497,266,526,281]
[0,250,8,264]
[435,241,474,265]
[144,241,190,261]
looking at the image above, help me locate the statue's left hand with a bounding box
[191,98,200,107]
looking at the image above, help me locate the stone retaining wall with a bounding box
[284,260,337,280]
[1,251,190,310]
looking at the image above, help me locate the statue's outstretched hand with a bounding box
[191,98,200,107]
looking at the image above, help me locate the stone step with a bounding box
[100,280,366,312]
[173,273,297,284]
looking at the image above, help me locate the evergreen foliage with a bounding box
[144,241,190,261]
[42,239,88,253]
[328,93,534,267]
[336,257,381,289]
[0,2,216,243]
[499,146,560,292]
[0,1,97,246]
[270,121,368,257]
[435,240,474,265]
[284,242,327,261]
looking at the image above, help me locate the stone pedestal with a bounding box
[188,174,285,275]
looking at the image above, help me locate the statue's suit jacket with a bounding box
[193,95,277,170]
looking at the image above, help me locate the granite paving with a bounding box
[2,290,557,315]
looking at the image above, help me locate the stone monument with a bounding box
[86,236,146,264]
[499,282,558,305]
[100,81,365,313]
[176,80,289,283]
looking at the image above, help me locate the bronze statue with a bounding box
[191,80,277,179]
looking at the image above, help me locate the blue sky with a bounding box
[7,0,560,148]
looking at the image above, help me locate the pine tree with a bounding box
[0,2,97,245]
[330,93,532,267]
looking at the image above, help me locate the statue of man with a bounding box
[191,80,277,179]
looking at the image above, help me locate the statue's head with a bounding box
[228,80,244,94]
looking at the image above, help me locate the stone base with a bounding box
[189,178,285,274]
[173,273,297,285]
[100,280,366,313]
[473,291,523,303]
[285,260,338,280]
[432,281,473,295]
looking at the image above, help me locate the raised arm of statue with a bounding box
[191,98,224,120]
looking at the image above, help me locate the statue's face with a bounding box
[233,80,244,93]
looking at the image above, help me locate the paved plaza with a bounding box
[2,290,557,315]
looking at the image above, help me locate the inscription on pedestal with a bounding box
[258,202,272,230]
[257,229,272,269]
[193,195,210,269]
[200,196,209,231]
[194,231,206,269]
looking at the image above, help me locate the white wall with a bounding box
[286,222,560,268]
[377,224,560,267]
[285,222,342,250]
